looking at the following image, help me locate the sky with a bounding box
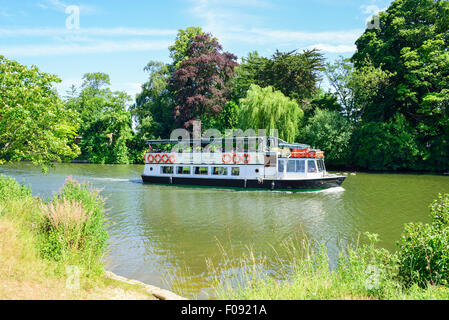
[0,0,393,99]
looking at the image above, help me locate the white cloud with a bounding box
[0,27,177,38]
[38,0,98,15]
[189,0,363,55]
[359,3,387,28]
[0,7,12,17]
[248,28,362,45]
[0,40,171,57]
[361,4,384,15]
[306,43,357,53]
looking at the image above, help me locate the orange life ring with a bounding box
[222,153,232,164]
[147,154,154,163]
[243,153,251,164]
[233,153,242,164]
[168,154,176,164]
[154,154,162,163]
[161,154,169,163]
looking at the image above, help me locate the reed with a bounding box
[38,177,108,279]
[40,199,91,251]
[206,232,449,300]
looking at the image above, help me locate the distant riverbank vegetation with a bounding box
[1,0,448,172]
[201,194,449,300]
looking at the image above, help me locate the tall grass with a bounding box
[40,199,91,251]
[207,233,449,300]
[0,175,156,299]
[38,176,108,279]
[0,175,108,284]
[204,195,449,300]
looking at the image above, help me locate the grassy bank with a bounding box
[202,195,449,300]
[0,175,155,300]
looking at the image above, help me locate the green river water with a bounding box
[1,163,448,298]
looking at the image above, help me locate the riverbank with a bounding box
[207,195,449,300]
[207,237,449,300]
[0,174,166,300]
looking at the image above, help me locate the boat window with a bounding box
[287,160,296,173]
[177,166,191,175]
[194,167,209,175]
[278,160,285,173]
[212,167,228,176]
[307,160,317,173]
[265,154,276,167]
[231,167,240,176]
[317,160,325,172]
[296,160,306,173]
[161,166,173,174]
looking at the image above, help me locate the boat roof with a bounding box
[146,136,310,149]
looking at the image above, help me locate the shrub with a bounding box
[396,194,449,287]
[300,109,353,166]
[351,114,420,170]
[0,175,31,202]
[38,177,108,275]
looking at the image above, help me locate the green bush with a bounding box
[0,175,31,202]
[38,177,108,275]
[300,109,353,166]
[351,114,420,171]
[397,194,449,287]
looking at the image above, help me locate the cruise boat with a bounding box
[141,137,346,192]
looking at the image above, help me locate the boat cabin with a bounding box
[143,137,327,181]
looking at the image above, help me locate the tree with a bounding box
[169,27,212,70]
[325,58,356,120]
[301,109,353,166]
[351,114,420,171]
[169,33,238,129]
[207,100,240,133]
[352,0,449,170]
[231,51,269,101]
[325,57,392,122]
[232,49,325,104]
[66,73,134,164]
[239,84,303,142]
[0,56,80,170]
[132,61,174,139]
[262,49,325,103]
[308,90,342,120]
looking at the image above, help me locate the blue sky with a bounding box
[0,0,393,98]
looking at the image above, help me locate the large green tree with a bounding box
[352,0,449,170]
[0,56,80,170]
[233,49,325,104]
[132,61,174,139]
[325,57,392,122]
[239,84,303,142]
[351,114,420,171]
[301,109,353,166]
[65,73,134,164]
[169,27,208,70]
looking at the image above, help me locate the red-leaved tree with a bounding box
[169,34,238,129]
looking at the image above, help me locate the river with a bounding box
[1,163,448,298]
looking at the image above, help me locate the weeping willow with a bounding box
[239,84,303,142]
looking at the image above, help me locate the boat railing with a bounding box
[144,152,266,165]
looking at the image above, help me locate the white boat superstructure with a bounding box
[142,137,346,191]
